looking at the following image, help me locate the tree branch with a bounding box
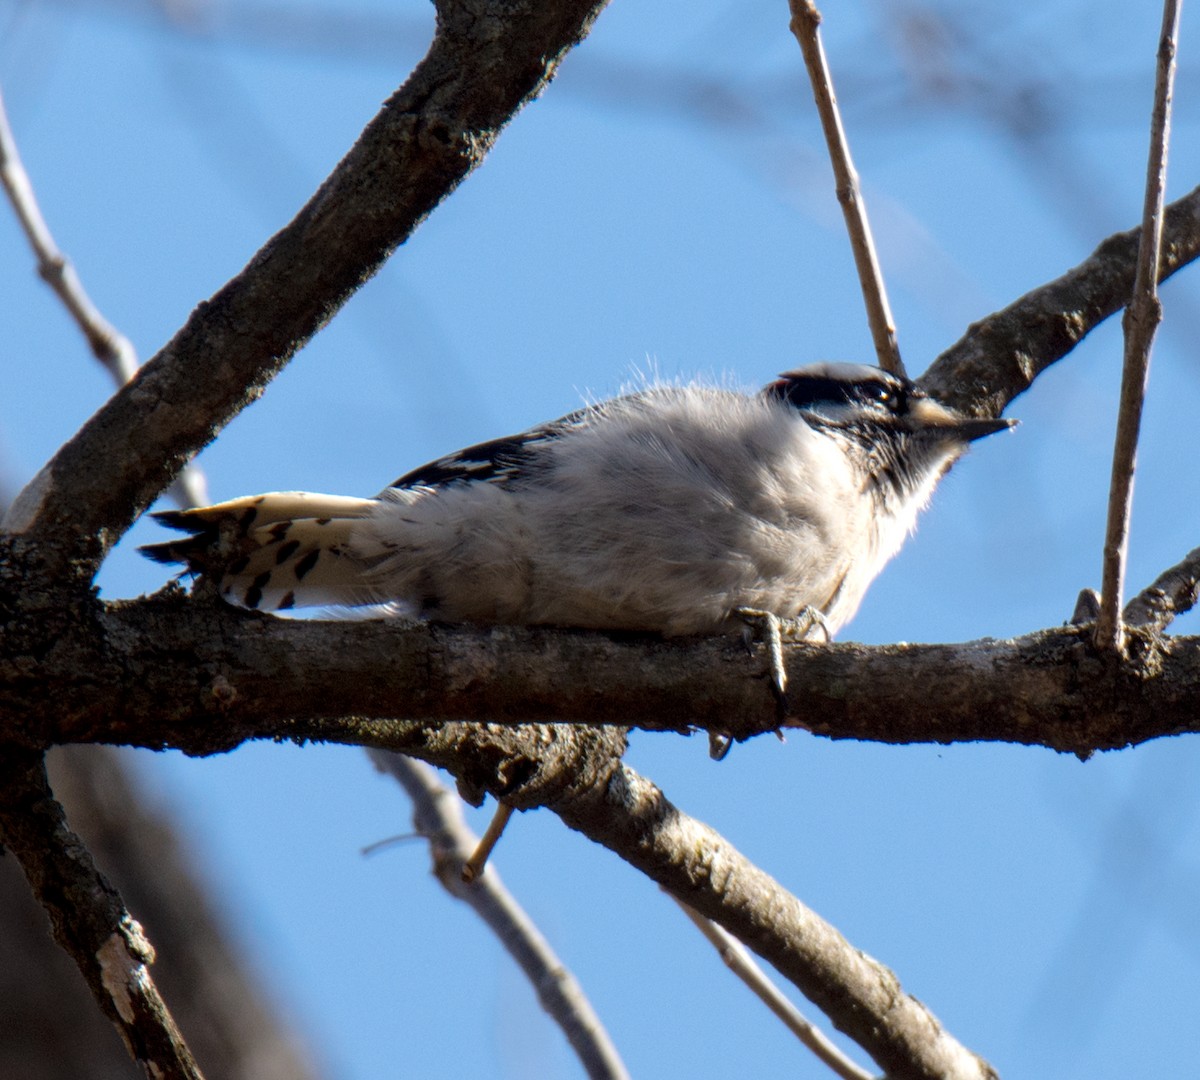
[369,753,631,1080]
[1095,0,1181,653]
[1,593,1194,758]
[0,80,208,512]
[1125,545,1200,631]
[4,6,1197,1078]
[0,749,203,1080]
[339,730,997,1078]
[921,183,1200,414]
[2,0,612,584]
[555,762,995,1080]
[671,896,876,1080]
[44,746,325,1080]
[0,84,139,386]
[788,0,903,377]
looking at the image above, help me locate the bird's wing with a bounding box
[387,406,594,489]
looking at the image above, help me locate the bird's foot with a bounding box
[710,607,828,760]
[736,604,828,703]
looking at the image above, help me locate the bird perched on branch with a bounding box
[145,363,1012,655]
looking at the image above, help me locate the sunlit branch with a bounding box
[671,896,876,1080]
[0,83,208,510]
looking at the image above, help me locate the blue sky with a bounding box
[3,1,1200,1077]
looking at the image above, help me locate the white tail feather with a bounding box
[146,492,379,611]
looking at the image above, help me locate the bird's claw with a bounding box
[734,608,788,722]
[733,605,829,727]
[708,732,734,761]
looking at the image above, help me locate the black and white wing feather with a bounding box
[388,408,592,489]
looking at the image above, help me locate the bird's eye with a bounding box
[861,382,893,404]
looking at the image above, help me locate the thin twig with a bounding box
[0,82,208,509]
[368,752,630,1080]
[1124,545,1200,631]
[1094,0,1182,653]
[670,896,877,1080]
[0,85,136,383]
[0,749,204,1080]
[787,0,903,377]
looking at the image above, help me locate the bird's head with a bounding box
[764,362,1015,502]
[765,362,1014,445]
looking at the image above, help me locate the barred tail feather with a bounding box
[141,492,378,611]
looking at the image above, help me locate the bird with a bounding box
[144,363,1012,649]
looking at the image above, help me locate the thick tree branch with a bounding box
[1,14,1199,1076]
[2,0,612,584]
[3,6,1196,1078]
[921,183,1200,414]
[0,750,202,1080]
[0,591,1194,758]
[365,733,994,1078]
[43,747,325,1080]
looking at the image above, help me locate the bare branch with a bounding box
[363,728,996,1078]
[0,749,203,1080]
[0,81,208,512]
[1,0,613,586]
[1095,0,1182,652]
[922,184,1200,415]
[788,0,903,376]
[311,730,996,1078]
[0,84,138,385]
[671,897,876,1080]
[369,753,631,1080]
[1124,545,1200,631]
[556,763,996,1080]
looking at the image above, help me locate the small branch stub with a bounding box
[461,801,515,883]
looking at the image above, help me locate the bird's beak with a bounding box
[909,397,1017,442]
